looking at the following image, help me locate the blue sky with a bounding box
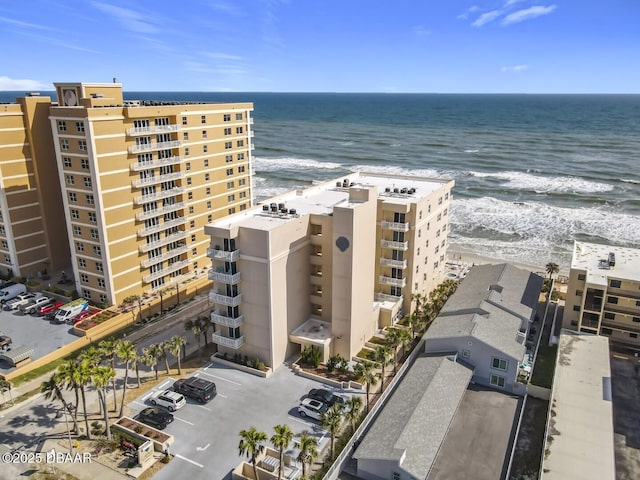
[1,1,638,93]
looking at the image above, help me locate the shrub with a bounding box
[301,346,321,368]
[326,355,340,373]
[337,357,350,373]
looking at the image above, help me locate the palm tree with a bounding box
[295,431,318,479]
[270,424,293,480]
[0,377,13,406]
[546,262,559,280]
[397,328,413,361]
[168,336,187,375]
[79,345,103,369]
[344,395,363,433]
[41,374,79,435]
[92,366,115,440]
[384,329,402,373]
[238,426,268,480]
[76,360,94,439]
[372,345,392,392]
[354,360,378,412]
[160,341,172,375]
[57,360,81,419]
[142,345,160,380]
[98,337,119,411]
[185,319,204,359]
[321,404,343,460]
[117,340,137,417]
[198,316,211,347]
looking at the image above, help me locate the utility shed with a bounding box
[0,345,35,366]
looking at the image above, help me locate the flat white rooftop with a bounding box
[210,171,451,231]
[541,330,615,480]
[571,241,640,287]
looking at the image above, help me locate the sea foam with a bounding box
[470,170,613,193]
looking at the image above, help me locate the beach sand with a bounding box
[447,247,566,278]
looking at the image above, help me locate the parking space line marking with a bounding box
[612,354,627,360]
[196,405,212,411]
[141,392,153,401]
[287,415,313,427]
[217,393,227,398]
[157,380,171,390]
[196,370,242,385]
[174,417,195,426]
[202,362,214,370]
[175,453,203,468]
[132,401,146,408]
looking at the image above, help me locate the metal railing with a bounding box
[132,171,185,188]
[138,231,188,253]
[140,245,189,268]
[208,270,241,284]
[130,156,183,171]
[210,312,244,328]
[380,239,408,250]
[134,187,185,205]
[128,140,182,154]
[126,124,179,136]
[137,216,188,237]
[211,333,244,349]
[379,258,407,269]
[379,276,406,287]
[142,259,189,283]
[136,202,186,221]
[207,248,240,262]
[381,221,410,232]
[209,291,242,307]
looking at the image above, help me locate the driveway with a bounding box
[127,361,360,480]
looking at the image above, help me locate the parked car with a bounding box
[298,398,329,420]
[0,283,27,304]
[173,377,217,404]
[72,309,98,324]
[4,292,41,311]
[53,299,89,324]
[0,335,12,350]
[150,390,186,412]
[21,296,53,314]
[40,301,64,317]
[307,388,345,407]
[137,407,173,430]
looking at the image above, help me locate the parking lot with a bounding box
[0,297,81,375]
[127,361,359,480]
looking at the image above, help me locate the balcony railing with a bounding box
[601,321,640,335]
[132,171,185,188]
[381,221,410,232]
[129,140,182,154]
[130,156,183,171]
[142,259,190,283]
[583,303,603,312]
[211,312,243,328]
[136,202,186,221]
[209,270,241,284]
[212,333,244,349]
[207,248,240,262]
[126,124,179,136]
[138,231,188,253]
[380,239,409,250]
[134,186,185,205]
[140,245,189,268]
[607,287,640,301]
[376,292,404,304]
[380,258,408,269]
[209,291,242,307]
[137,216,188,237]
[604,304,640,317]
[379,276,407,287]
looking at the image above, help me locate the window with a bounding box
[81,158,89,170]
[73,226,82,236]
[239,191,246,199]
[69,192,77,202]
[206,201,211,208]
[227,181,234,189]
[66,175,74,185]
[187,177,192,185]
[223,114,231,122]
[98,278,105,288]
[201,115,206,124]
[191,234,196,242]
[239,179,246,186]
[572,305,580,311]
[99,294,107,304]
[192,248,197,256]
[96,262,103,272]
[80,274,89,283]
[204,159,209,167]
[86,195,94,205]
[78,258,86,268]
[58,121,67,131]
[204,173,210,181]
[82,289,91,299]
[76,122,85,132]
[491,357,508,370]
[236,126,243,134]
[84,177,92,187]
[445,192,449,200]
[240,204,247,211]
[610,280,621,288]
[0,240,7,248]
[182,116,187,125]
[190,220,195,228]
[490,374,505,388]
[189,206,194,214]
[238,166,245,173]
[237,153,245,161]
[228,194,235,202]
[604,312,615,320]
[578,273,586,281]
[225,142,232,149]
[205,187,211,195]
[236,113,243,120]
[71,209,79,219]
[76,242,84,252]
[226,155,233,163]
[185,147,190,156]
[631,333,638,339]
[185,162,191,171]
[228,208,235,215]
[90,229,99,239]
[607,296,618,304]
[79,140,87,151]
[633,317,640,323]
[63,157,72,167]
[88,212,97,223]
[202,130,207,139]
[226,168,233,176]
[93,245,101,255]
[576,289,583,296]
[237,140,244,147]
[461,349,470,358]
[183,132,189,140]
[207,214,212,222]
[224,128,232,135]
[601,328,612,335]
[392,472,400,480]
[187,192,193,200]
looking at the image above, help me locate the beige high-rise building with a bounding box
[205,172,454,369]
[1,82,254,306]
[563,241,640,348]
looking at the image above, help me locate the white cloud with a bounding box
[413,25,432,36]
[501,64,529,72]
[91,2,159,34]
[502,5,557,25]
[0,16,52,30]
[202,52,245,61]
[504,0,526,6]
[457,5,480,20]
[0,76,48,91]
[472,10,502,27]
[205,1,244,16]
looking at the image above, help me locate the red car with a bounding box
[73,309,98,324]
[39,301,63,316]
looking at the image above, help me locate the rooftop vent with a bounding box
[384,187,391,193]
[289,208,297,215]
[400,188,408,194]
[26,92,40,97]
[336,181,342,187]
[608,252,616,267]
[393,188,399,193]
[262,205,269,211]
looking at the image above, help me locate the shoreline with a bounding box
[446,247,566,278]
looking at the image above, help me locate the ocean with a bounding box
[3,91,639,268]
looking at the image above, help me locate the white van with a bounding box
[54,298,89,324]
[0,283,27,304]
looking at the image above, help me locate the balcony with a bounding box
[140,245,189,268]
[209,269,241,284]
[136,202,186,221]
[128,140,182,154]
[212,333,244,349]
[380,239,408,250]
[381,221,410,232]
[207,248,240,262]
[583,303,603,312]
[132,171,185,188]
[376,292,404,304]
[211,311,243,328]
[126,124,179,136]
[209,291,242,307]
[607,287,640,301]
[601,321,640,335]
[134,187,185,205]
[138,231,188,253]
[137,216,188,237]
[142,259,190,284]
[380,257,408,269]
[379,276,407,287]
[130,156,183,171]
[604,304,640,317]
